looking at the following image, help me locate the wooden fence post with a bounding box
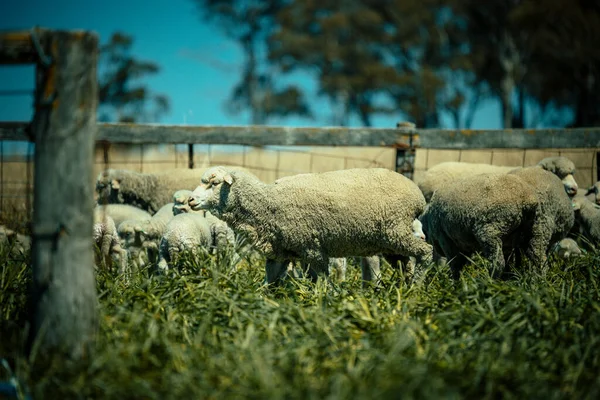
[27,29,99,360]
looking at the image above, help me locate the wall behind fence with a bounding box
[3,140,598,231]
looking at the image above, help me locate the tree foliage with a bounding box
[196,0,600,128]
[192,0,312,124]
[98,32,170,123]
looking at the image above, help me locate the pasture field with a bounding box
[1,241,600,399]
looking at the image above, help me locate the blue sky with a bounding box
[0,0,504,130]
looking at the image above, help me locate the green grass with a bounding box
[1,243,600,399]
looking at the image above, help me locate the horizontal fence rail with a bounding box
[2,122,600,149]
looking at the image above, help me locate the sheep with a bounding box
[537,156,579,196]
[96,166,251,215]
[417,156,578,202]
[93,214,128,273]
[571,195,600,245]
[156,213,214,272]
[552,238,583,259]
[508,166,575,262]
[127,202,177,265]
[172,189,240,261]
[188,166,433,285]
[420,172,541,279]
[274,175,429,284]
[584,181,600,205]
[422,167,575,279]
[94,204,152,227]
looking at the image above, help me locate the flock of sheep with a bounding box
[2,155,599,287]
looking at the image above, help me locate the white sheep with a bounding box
[189,167,433,285]
[584,181,600,205]
[571,195,600,246]
[552,238,583,259]
[172,189,240,262]
[417,156,578,202]
[156,213,213,272]
[93,214,128,274]
[94,204,152,227]
[96,166,252,215]
[421,167,574,278]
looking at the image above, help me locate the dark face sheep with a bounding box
[96,170,121,204]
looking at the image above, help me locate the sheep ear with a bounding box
[586,186,595,195]
[111,179,120,190]
[223,174,233,185]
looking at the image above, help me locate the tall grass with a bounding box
[1,245,600,399]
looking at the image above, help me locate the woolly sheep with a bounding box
[172,189,239,259]
[94,204,152,227]
[93,214,128,273]
[156,213,213,272]
[552,238,583,259]
[421,173,541,279]
[188,166,433,285]
[96,166,251,215]
[417,156,578,202]
[508,166,575,260]
[274,175,429,284]
[125,202,176,265]
[571,195,600,245]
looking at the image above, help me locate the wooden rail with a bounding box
[2,122,600,149]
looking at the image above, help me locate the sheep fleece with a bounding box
[194,167,432,268]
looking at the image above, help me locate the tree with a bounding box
[452,0,600,128]
[98,32,170,123]
[269,0,476,128]
[192,0,311,124]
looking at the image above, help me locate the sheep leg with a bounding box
[475,229,505,278]
[304,252,330,282]
[265,259,289,285]
[360,256,381,286]
[100,235,113,271]
[328,258,348,283]
[525,223,551,274]
[436,232,466,280]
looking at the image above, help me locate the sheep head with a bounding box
[412,219,426,241]
[96,169,123,204]
[188,166,233,213]
[537,157,578,196]
[172,189,194,215]
[585,181,600,205]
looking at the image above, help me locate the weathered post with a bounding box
[395,121,417,180]
[27,29,99,360]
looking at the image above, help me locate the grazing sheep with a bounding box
[571,195,600,245]
[420,173,540,279]
[94,204,152,227]
[189,166,433,285]
[156,213,213,272]
[508,167,575,262]
[172,189,239,259]
[96,166,251,215]
[552,238,583,259]
[417,156,578,202]
[93,214,128,273]
[129,202,177,264]
[422,167,575,278]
